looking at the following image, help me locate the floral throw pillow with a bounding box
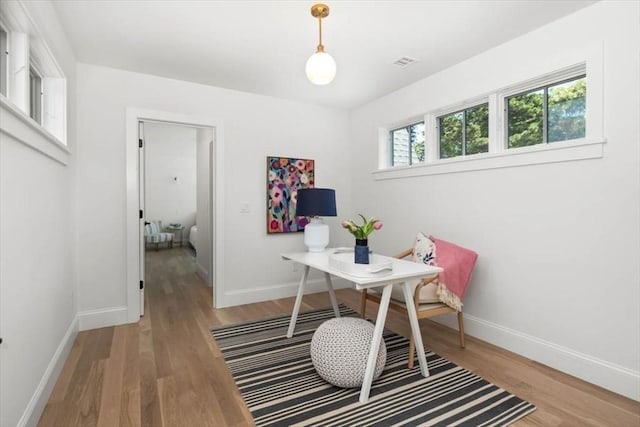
[412,232,436,266]
[411,232,439,303]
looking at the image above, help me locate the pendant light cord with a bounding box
[317,15,324,52]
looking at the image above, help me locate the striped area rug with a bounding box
[211,305,536,426]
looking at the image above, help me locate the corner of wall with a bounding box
[18,315,79,427]
[436,314,640,401]
[78,306,129,331]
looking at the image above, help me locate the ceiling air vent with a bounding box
[392,56,418,68]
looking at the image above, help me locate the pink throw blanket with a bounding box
[431,236,478,310]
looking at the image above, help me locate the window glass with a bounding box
[411,122,425,163]
[507,89,543,148]
[391,127,410,166]
[508,76,585,148]
[548,78,586,142]
[391,121,425,166]
[465,104,489,155]
[0,27,7,97]
[439,103,489,159]
[29,66,42,123]
[439,112,463,158]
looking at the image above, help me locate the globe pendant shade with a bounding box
[306,51,336,85]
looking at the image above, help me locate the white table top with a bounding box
[281,249,441,290]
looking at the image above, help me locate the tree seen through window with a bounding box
[508,76,585,148]
[439,103,489,159]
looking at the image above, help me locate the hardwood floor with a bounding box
[39,247,639,426]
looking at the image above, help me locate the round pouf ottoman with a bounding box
[310,317,387,388]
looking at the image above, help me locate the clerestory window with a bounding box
[377,61,601,179]
[0,4,67,145]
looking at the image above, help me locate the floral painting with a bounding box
[267,156,315,233]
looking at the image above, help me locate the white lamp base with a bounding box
[304,217,330,252]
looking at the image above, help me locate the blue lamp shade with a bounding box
[296,188,337,217]
[296,188,336,252]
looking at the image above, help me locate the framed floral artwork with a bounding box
[267,156,315,233]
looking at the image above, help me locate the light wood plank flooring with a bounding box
[39,247,639,426]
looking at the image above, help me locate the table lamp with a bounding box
[296,188,337,252]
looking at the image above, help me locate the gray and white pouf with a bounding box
[310,317,387,388]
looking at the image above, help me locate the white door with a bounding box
[138,120,146,316]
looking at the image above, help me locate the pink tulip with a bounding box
[341,215,382,239]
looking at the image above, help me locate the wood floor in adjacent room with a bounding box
[39,247,639,426]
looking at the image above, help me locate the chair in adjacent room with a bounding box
[361,232,477,368]
[144,220,174,251]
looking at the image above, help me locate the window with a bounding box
[376,59,603,180]
[507,75,585,148]
[438,103,489,159]
[29,65,42,124]
[391,121,425,166]
[0,25,7,97]
[0,2,68,146]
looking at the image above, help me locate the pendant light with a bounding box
[306,3,336,85]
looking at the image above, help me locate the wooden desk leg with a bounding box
[324,272,340,318]
[402,281,430,378]
[286,266,310,338]
[359,284,392,404]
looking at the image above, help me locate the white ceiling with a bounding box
[52,0,596,110]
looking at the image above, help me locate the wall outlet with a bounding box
[240,202,250,213]
[292,262,300,272]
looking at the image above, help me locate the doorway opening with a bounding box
[125,108,224,322]
[139,121,214,315]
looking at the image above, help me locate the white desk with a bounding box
[281,249,442,404]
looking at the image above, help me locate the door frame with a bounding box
[125,107,225,322]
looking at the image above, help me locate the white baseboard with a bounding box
[220,277,351,308]
[196,263,209,285]
[78,306,129,331]
[18,316,79,427]
[436,313,640,401]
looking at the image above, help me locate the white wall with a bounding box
[196,127,213,284]
[75,63,353,320]
[144,122,197,243]
[349,1,639,400]
[0,1,78,426]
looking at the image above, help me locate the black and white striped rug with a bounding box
[211,305,535,426]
